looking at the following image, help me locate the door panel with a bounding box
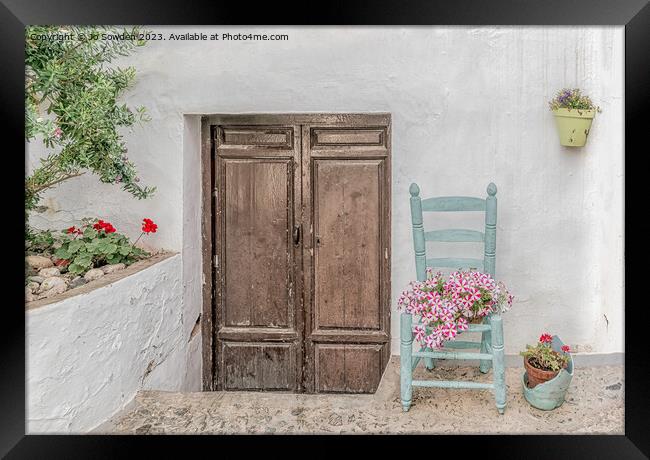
[313,159,382,330]
[223,159,291,327]
[214,124,302,391]
[222,342,297,390]
[311,127,387,149]
[316,344,383,393]
[220,126,294,149]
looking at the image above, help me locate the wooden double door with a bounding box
[209,114,391,393]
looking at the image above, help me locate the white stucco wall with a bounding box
[27,27,624,359]
[26,254,200,433]
[180,115,203,390]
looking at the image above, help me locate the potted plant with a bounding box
[397,268,513,349]
[549,88,601,147]
[520,333,574,410]
[25,217,158,302]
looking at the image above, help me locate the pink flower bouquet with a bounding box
[398,268,513,349]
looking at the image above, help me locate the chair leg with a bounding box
[491,314,506,414]
[424,352,436,371]
[400,313,413,412]
[479,316,492,373]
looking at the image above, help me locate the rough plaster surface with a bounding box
[26,27,624,358]
[26,254,199,433]
[181,115,203,392]
[25,253,174,310]
[100,357,623,435]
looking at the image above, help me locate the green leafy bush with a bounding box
[55,224,149,276]
[25,217,156,276]
[25,26,155,212]
[25,229,56,255]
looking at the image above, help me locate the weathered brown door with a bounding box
[302,123,391,393]
[214,124,303,391]
[210,114,390,393]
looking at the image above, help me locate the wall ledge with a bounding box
[27,252,185,433]
[26,251,178,311]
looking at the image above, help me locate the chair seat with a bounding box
[413,349,493,361]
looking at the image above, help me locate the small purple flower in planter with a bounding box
[549,88,601,112]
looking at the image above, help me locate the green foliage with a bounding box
[25,26,155,212]
[54,222,149,276]
[25,228,56,255]
[25,219,149,276]
[520,342,569,372]
[548,88,602,112]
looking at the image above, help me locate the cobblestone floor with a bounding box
[99,358,623,434]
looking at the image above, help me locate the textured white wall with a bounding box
[26,255,199,433]
[180,115,203,390]
[26,27,624,357]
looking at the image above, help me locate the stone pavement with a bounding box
[98,358,623,434]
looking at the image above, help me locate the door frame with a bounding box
[200,113,391,391]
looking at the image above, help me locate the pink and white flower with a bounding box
[413,325,426,342]
[468,287,482,303]
[397,269,513,349]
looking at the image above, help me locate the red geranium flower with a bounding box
[93,219,116,233]
[539,333,553,344]
[66,226,83,235]
[142,218,157,234]
[561,345,571,353]
[132,217,158,249]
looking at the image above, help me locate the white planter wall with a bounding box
[27,27,624,361]
[26,254,200,433]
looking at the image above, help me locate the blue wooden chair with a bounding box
[400,182,506,414]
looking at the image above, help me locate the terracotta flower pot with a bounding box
[522,335,574,410]
[523,357,560,389]
[469,316,485,324]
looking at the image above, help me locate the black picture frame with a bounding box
[2,0,648,457]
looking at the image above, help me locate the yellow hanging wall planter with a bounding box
[548,88,601,148]
[552,108,596,147]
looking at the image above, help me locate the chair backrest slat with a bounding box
[424,229,484,243]
[409,182,497,280]
[421,196,486,212]
[426,257,484,271]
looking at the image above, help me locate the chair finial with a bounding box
[409,183,420,197]
[487,183,497,196]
